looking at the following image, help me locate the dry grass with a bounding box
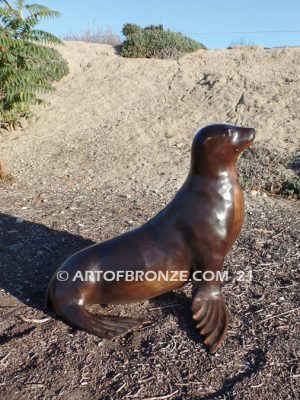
[228,38,263,50]
[64,27,121,45]
[229,44,264,50]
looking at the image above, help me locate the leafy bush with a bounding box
[121,23,206,59]
[144,24,163,32]
[0,0,69,130]
[122,23,142,37]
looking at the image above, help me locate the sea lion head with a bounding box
[191,124,255,173]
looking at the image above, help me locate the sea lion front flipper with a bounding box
[57,304,151,339]
[191,287,229,354]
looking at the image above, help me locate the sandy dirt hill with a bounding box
[0,42,299,399]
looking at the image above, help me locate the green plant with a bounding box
[144,24,163,32]
[0,0,69,130]
[239,175,253,190]
[122,23,142,37]
[121,23,206,59]
[281,178,300,199]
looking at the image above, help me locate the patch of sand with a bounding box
[1,43,299,190]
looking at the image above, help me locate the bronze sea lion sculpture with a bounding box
[47,124,255,353]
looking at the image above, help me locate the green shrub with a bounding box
[281,178,300,199]
[122,23,142,37]
[121,23,206,59]
[144,24,163,32]
[38,47,69,82]
[0,0,69,130]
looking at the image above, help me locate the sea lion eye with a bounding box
[224,129,232,137]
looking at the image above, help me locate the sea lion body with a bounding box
[47,124,255,353]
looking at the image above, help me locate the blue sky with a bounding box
[36,0,300,49]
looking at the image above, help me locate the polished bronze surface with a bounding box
[47,124,255,353]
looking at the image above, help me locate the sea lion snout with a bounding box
[232,126,256,150]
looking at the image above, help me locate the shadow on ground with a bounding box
[0,213,94,312]
[0,213,200,343]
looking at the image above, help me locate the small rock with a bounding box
[251,190,258,197]
[165,131,174,138]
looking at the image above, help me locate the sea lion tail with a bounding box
[52,303,150,339]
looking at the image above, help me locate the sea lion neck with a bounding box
[190,155,237,179]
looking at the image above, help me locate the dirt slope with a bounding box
[0,42,299,400]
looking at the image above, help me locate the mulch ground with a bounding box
[0,142,299,400]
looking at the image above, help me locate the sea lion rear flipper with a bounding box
[57,304,151,339]
[192,288,229,354]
